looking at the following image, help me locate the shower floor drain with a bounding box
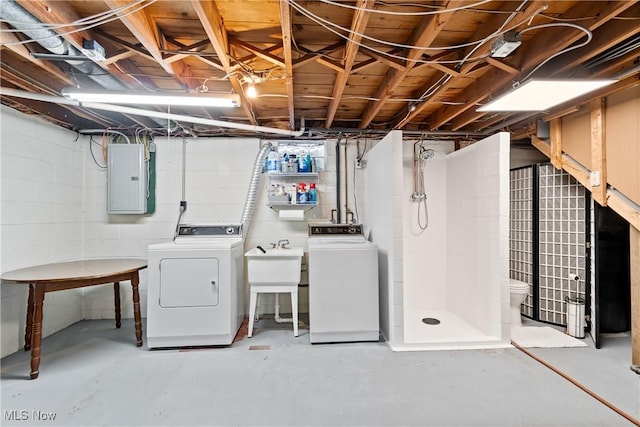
[421,317,441,325]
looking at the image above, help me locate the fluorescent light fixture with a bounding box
[62,88,241,108]
[477,79,616,112]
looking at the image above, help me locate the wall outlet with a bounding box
[590,171,601,187]
[355,159,366,169]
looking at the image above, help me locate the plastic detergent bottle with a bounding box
[298,151,310,172]
[267,151,279,173]
[309,182,317,203]
[298,183,307,203]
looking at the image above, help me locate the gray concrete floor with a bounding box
[1,318,639,427]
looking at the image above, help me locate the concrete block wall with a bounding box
[1,108,353,357]
[1,106,84,357]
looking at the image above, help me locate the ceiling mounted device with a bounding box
[476,79,616,112]
[490,30,521,58]
[80,39,106,62]
[61,88,241,107]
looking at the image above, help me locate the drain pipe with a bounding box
[335,132,343,224]
[274,294,294,324]
[240,141,274,237]
[511,340,640,426]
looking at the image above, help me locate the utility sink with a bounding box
[244,247,303,286]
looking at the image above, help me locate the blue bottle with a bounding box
[309,183,317,203]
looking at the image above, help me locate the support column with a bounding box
[550,119,563,170]
[590,98,607,206]
[631,225,639,374]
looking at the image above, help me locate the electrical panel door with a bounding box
[107,143,146,214]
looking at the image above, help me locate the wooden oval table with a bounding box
[1,258,147,379]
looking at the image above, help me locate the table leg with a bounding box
[30,284,45,380]
[24,284,34,351]
[131,273,143,347]
[114,282,121,328]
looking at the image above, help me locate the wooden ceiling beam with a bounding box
[104,49,138,65]
[0,24,72,85]
[359,46,406,71]
[279,0,295,129]
[441,0,637,131]
[540,14,640,77]
[359,0,468,129]
[315,57,346,74]
[102,0,187,83]
[397,1,548,129]
[229,38,285,68]
[485,57,520,75]
[14,0,146,90]
[292,42,344,69]
[191,0,257,125]
[325,0,374,127]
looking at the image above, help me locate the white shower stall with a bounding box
[365,131,511,350]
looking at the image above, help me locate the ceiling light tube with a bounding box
[477,79,616,112]
[61,88,241,108]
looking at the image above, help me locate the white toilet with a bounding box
[509,279,530,328]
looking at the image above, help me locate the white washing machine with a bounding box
[147,224,244,348]
[308,223,380,343]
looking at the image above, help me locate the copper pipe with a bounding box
[511,340,640,426]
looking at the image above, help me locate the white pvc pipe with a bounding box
[0,88,306,137]
[273,293,294,324]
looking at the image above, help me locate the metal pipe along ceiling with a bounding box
[0,0,128,92]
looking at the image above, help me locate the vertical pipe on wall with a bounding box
[532,164,540,320]
[335,133,343,224]
[344,137,349,222]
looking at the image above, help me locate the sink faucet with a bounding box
[277,239,290,248]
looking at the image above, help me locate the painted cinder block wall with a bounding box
[1,106,352,357]
[1,106,84,357]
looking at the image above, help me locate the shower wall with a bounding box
[445,136,509,338]
[366,131,510,350]
[364,130,402,344]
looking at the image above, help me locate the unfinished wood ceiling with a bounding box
[1,0,639,139]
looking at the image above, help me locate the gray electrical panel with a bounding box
[107,143,147,214]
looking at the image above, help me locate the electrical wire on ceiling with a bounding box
[289,0,501,53]
[317,0,493,16]
[286,0,546,66]
[0,0,157,47]
[584,33,640,68]
[290,0,544,53]
[517,22,592,83]
[0,0,149,31]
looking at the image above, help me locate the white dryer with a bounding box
[147,224,244,348]
[308,223,379,343]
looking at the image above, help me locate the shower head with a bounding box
[419,148,436,160]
